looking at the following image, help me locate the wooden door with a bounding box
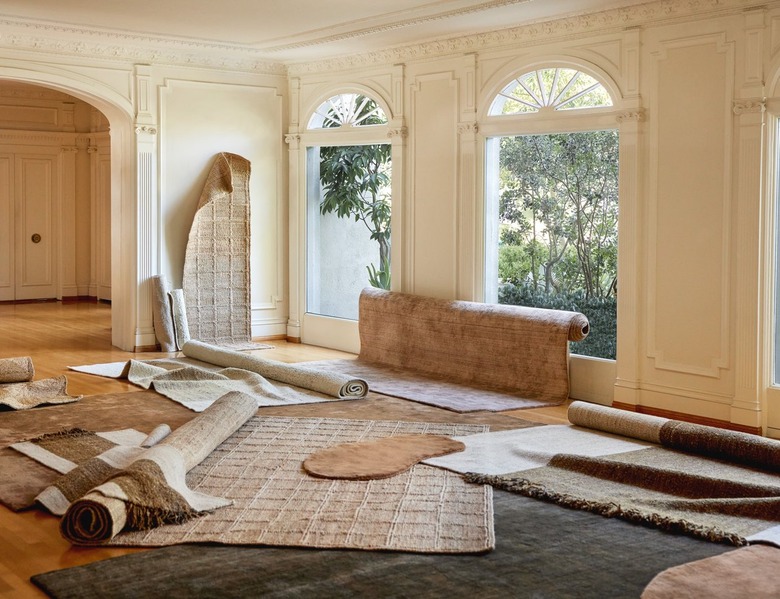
[15,154,57,300]
[0,153,58,301]
[0,154,13,301]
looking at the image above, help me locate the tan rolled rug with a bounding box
[182,152,256,350]
[150,275,177,352]
[36,391,258,545]
[183,340,368,399]
[0,375,81,409]
[307,287,589,412]
[0,356,34,383]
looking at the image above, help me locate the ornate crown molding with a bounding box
[288,0,763,75]
[0,17,287,75]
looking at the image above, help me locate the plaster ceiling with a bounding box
[0,0,650,63]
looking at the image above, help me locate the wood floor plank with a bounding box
[0,301,569,597]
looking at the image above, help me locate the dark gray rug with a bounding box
[32,491,732,599]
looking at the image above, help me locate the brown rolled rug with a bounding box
[59,391,257,544]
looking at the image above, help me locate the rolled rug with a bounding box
[182,339,368,399]
[0,356,34,383]
[60,391,257,545]
[568,401,780,472]
[151,275,177,352]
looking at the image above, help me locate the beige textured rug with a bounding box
[107,417,494,554]
[306,288,590,412]
[0,356,34,383]
[0,375,81,410]
[182,152,257,350]
[71,345,368,412]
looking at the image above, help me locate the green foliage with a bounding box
[318,95,392,291]
[498,130,619,299]
[496,129,619,359]
[499,282,616,360]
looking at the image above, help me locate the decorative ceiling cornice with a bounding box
[287,0,767,75]
[0,0,771,76]
[0,17,287,75]
[261,0,532,54]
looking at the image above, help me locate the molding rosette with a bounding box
[387,127,408,139]
[616,110,646,123]
[134,125,157,135]
[733,98,765,115]
[457,122,479,135]
[284,133,301,147]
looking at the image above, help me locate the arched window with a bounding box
[303,92,392,324]
[308,93,388,129]
[484,66,618,361]
[489,67,613,115]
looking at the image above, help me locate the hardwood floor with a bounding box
[0,301,570,598]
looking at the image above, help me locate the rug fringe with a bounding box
[464,472,747,546]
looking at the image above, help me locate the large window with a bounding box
[305,93,391,321]
[485,68,618,359]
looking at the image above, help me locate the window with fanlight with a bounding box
[485,67,619,360]
[305,92,392,321]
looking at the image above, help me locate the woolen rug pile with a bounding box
[31,490,733,599]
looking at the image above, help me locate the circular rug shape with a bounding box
[303,434,465,480]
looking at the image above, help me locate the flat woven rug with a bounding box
[106,416,494,554]
[0,375,81,410]
[31,490,733,599]
[468,445,780,546]
[70,343,368,412]
[181,152,257,350]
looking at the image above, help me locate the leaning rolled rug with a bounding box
[59,391,257,545]
[182,339,368,399]
[0,356,35,383]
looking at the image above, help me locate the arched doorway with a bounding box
[0,68,138,350]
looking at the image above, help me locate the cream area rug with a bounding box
[423,424,653,476]
[0,375,81,410]
[106,417,494,554]
[70,342,368,412]
[306,287,590,412]
[182,152,259,350]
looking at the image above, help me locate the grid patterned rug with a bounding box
[182,152,254,348]
[108,416,494,554]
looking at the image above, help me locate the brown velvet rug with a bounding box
[305,287,590,412]
[641,545,780,598]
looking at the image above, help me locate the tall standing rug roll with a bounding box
[182,153,255,349]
